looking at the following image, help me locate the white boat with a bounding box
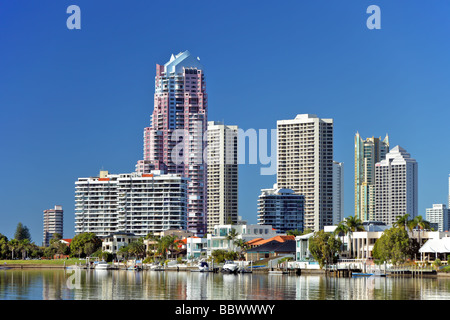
[198,261,209,272]
[127,266,142,271]
[222,260,238,273]
[95,261,111,270]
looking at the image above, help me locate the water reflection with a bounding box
[1,269,450,300]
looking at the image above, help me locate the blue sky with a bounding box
[1,1,449,243]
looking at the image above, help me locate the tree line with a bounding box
[0,223,189,263]
[307,214,434,268]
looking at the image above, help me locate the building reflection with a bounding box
[2,269,450,300]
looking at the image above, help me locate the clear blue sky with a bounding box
[1,1,449,244]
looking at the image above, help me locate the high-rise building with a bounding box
[257,184,304,234]
[43,205,64,247]
[75,170,188,237]
[354,133,389,222]
[332,161,344,225]
[448,174,450,209]
[136,51,207,236]
[277,114,334,232]
[426,204,449,232]
[374,146,418,226]
[206,121,238,233]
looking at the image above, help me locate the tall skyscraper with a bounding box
[136,51,207,236]
[43,205,64,247]
[75,170,188,237]
[374,146,418,226]
[426,204,449,232]
[257,184,304,234]
[206,121,238,234]
[277,114,334,232]
[332,161,344,225]
[355,133,389,222]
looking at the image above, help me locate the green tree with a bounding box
[233,239,250,260]
[411,215,431,246]
[49,233,63,246]
[0,234,10,259]
[70,232,101,258]
[18,239,32,259]
[373,226,412,265]
[128,238,146,259]
[394,214,410,230]
[309,230,342,269]
[286,229,302,236]
[14,223,31,242]
[8,239,20,259]
[43,246,57,259]
[211,249,227,263]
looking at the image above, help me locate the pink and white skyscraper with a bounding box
[136,51,207,236]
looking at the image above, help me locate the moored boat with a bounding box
[222,260,238,274]
[95,261,111,270]
[198,261,209,272]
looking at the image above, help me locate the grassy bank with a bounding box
[0,259,85,266]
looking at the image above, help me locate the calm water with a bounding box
[1,269,450,300]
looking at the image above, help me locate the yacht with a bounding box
[222,260,238,274]
[198,261,209,272]
[95,261,111,270]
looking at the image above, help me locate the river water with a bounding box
[1,269,450,300]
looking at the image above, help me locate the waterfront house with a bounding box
[245,240,296,261]
[248,235,295,248]
[295,232,315,261]
[206,223,278,256]
[186,236,207,259]
[59,239,72,246]
[101,232,140,256]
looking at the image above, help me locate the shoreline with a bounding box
[2,262,450,278]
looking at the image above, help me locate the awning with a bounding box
[419,237,450,253]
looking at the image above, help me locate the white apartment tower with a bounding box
[206,121,239,233]
[43,205,64,247]
[277,114,334,232]
[332,161,344,225]
[75,170,188,237]
[426,204,449,232]
[374,146,418,226]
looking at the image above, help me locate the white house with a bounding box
[206,223,278,256]
[186,237,208,259]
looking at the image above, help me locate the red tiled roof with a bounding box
[248,235,295,247]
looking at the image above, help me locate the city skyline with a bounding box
[1,1,450,243]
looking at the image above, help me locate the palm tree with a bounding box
[20,239,31,259]
[394,214,410,230]
[333,222,349,256]
[233,239,250,260]
[8,239,19,260]
[155,235,178,261]
[164,235,180,260]
[412,215,431,247]
[335,216,364,259]
[128,238,146,260]
[225,228,239,252]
